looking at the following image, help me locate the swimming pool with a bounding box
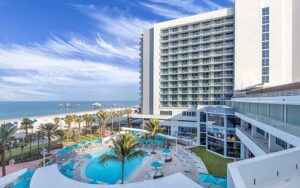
[84,150,147,184]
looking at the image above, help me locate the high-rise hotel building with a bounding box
[137,0,300,187]
[140,0,300,116]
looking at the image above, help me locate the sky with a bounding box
[0,0,233,101]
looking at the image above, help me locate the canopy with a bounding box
[82,141,91,145]
[151,161,163,168]
[199,174,217,184]
[162,148,171,154]
[216,178,227,188]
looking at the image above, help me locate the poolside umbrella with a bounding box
[151,161,163,168]
[18,170,35,179]
[216,178,227,188]
[82,140,91,145]
[6,122,14,127]
[199,174,217,184]
[13,180,30,188]
[162,148,171,154]
[93,138,101,143]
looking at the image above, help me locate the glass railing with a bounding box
[236,111,300,137]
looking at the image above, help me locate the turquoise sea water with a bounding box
[85,150,147,184]
[0,101,138,120]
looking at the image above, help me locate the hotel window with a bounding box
[262,7,270,83]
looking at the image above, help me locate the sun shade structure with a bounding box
[199,174,217,184]
[31,165,203,188]
[151,161,163,168]
[162,148,171,153]
[216,178,227,188]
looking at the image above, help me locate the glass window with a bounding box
[270,104,284,122]
[286,105,300,125]
[258,104,269,117]
[200,112,206,122]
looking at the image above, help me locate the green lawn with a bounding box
[190,146,233,177]
[5,141,61,160]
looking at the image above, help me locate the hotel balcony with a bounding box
[236,126,284,157]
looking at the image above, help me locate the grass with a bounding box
[5,141,61,160]
[190,146,233,177]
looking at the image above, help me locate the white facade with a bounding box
[234,0,300,90]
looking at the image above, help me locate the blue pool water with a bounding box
[85,150,147,184]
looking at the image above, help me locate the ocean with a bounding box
[0,101,138,120]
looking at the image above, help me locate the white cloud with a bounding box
[73,4,154,43]
[37,35,139,60]
[142,0,227,18]
[145,0,207,14]
[0,44,139,101]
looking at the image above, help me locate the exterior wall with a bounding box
[141,28,154,114]
[292,0,300,82]
[152,9,234,115]
[228,148,300,188]
[234,0,262,89]
[234,0,298,90]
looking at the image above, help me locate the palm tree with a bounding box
[20,118,32,136]
[64,115,74,143]
[0,124,18,176]
[18,138,26,160]
[124,109,133,127]
[116,110,124,132]
[36,131,44,150]
[109,111,117,134]
[83,114,93,134]
[99,133,145,184]
[24,134,34,156]
[53,117,61,129]
[96,111,109,138]
[145,119,164,154]
[75,117,84,140]
[39,123,59,151]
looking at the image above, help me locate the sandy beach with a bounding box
[1,107,132,137]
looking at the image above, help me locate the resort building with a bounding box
[138,0,300,159]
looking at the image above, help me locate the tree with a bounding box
[75,117,84,140]
[36,131,44,150]
[20,118,32,137]
[24,134,34,156]
[116,110,124,132]
[53,117,61,129]
[0,124,18,176]
[64,115,74,143]
[83,114,93,134]
[145,119,164,154]
[109,111,117,134]
[18,138,26,160]
[39,123,59,151]
[124,109,133,127]
[96,111,109,138]
[99,134,145,184]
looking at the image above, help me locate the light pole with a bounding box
[175,131,178,153]
[42,147,47,167]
